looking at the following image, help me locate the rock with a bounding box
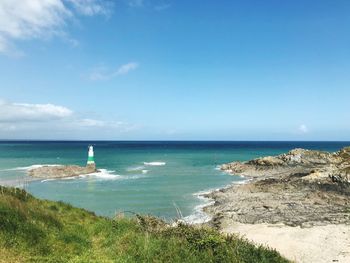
[247,156,285,166]
[220,147,350,181]
[302,169,328,182]
[329,167,350,184]
[208,146,350,228]
[28,163,98,179]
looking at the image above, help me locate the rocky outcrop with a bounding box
[221,147,350,183]
[204,174,350,228]
[205,147,350,229]
[28,164,98,179]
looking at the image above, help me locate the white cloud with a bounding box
[154,3,171,11]
[127,0,144,8]
[88,62,139,81]
[126,1,171,11]
[116,62,139,75]
[74,118,133,131]
[298,124,309,134]
[77,118,107,127]
[68,0,111,16]
[0,99,136,139]
[0,0,111,54]
[0,100,72,122]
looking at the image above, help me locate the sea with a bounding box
[0,141,349,223]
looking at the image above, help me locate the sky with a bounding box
[0,0,349,140]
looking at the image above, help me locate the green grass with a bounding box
[0,186,289,263]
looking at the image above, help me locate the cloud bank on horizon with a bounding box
[0,100,72,122]
[0,99,136,139]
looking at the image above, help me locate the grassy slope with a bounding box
[0,186,289,263]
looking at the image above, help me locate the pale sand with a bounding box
[222,223,350,263]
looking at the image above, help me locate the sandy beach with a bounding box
[223,223,350,263]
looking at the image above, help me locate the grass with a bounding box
[0,186,289,263]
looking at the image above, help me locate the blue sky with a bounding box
[0,0,349,140]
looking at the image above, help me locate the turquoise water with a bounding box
[0,141,349,222]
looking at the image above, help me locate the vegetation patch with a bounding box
[0,186,289,262]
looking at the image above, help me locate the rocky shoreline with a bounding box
[203,147,350,262]
[28,164,98,179]
[205,147,350,227]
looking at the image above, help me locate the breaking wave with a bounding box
[3,164,60,171]
[126,165,149,175]
[182,179,249,225]
[89,169,121,179]
[29,167,148,183]
[126,165,145,172]
[86,169,147,181]
[181,190,215,224]
[143,162,166,166]
[40,179,56,183]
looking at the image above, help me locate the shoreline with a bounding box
[183,176,249,225]
[201,147,350,262]
[201,178,350,262]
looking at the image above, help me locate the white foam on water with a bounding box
[38,169,124,182]
[2,165,147,184]
[236,177,250,183]
[41,179,56,183]
[126,164,149,175]
[87,169,147,181]
[90,169,121,179]
[61,177,76,180]
[143,162,166,166]
[123,174,145,180]
[126,165,145,172]
[182,198,215,224]
[182,179,249,225]
[214,165,222,170]
[2,164,60,171]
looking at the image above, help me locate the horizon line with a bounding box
[0,139,350,143]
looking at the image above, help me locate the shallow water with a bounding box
[0,141,348,222]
